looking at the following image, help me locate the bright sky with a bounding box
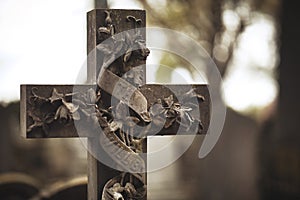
[223,13,278,113]
[0,0,93,102]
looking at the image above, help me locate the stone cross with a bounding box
[20,9,210,200]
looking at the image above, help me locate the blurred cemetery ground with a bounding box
[1,0,299,199]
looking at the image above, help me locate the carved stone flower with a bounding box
[150,91,204,131]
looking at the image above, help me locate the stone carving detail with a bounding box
[26,11,205,200]
[27,87,100,135]
[97,11,148,200]
[150,93,205,130]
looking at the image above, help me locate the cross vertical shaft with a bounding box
[87,9,147,199]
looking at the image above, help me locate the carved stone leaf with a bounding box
[164,117,176,129]
[123,48,132,62]
[88,113,99,127]
[123,68,144,86]
[72,98,86,108]
[182,89,205,102]
[135,70,145,86]
[54,103,80,121]
[180,105,192,112]
[54,105,68,120]
[86,88,97,104]
[137,40,149,56]
[27,111,43,132]
[114,101,128,120]
[49,88,64,103]
[44,113,55,124]
[114,40,125,54]
[195,94,205,102]
[97,43,114,55]
[102,173,146,200]
[124,182,138,198]
[198,119,204,130]
[72,111,81,121]
[189,108,201,122]
[27,110,42,123]
[149,103,164,117]
[165,109,177,118]
[62,100,79,113]
[139,112,151,123]
[162,95,174,108]
[125,116,140,127]
[124,31,135,45]
[97,39,125,62]
[29,88,49,107]
[109,121,121,132]
[98,116,108,128]
[27,109,51,132]
[27,122,42,132]
[179,112,193,129]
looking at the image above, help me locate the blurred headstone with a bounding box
[0,173,40,200]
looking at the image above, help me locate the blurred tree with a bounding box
[138,0,279,82]
[139,0,237,78]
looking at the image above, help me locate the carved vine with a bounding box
[27,88,100,135]
[150,91,204,131]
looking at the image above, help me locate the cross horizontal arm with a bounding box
[20,84,97,138]
[21,84,209,138]
[140,84,210,135]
